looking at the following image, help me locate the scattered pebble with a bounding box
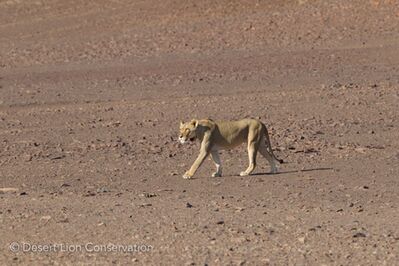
[40,215,52,222]
[84,191,96,197]
[97,187,110,193]
[353,232,367,238]
[140,192,157,198]
[298,236,306,243]
[0,188,19,193]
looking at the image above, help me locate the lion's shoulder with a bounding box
[198,118,216,127]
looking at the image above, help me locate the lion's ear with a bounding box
[190,119,198,128]
[180,121,184,128]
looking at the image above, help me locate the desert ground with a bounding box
[1,0,399,265]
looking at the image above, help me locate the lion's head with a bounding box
[179,120,199,144]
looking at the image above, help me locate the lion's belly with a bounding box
[213,140,243,150]
[215,132,247,150]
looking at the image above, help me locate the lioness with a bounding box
[179,118,282,179]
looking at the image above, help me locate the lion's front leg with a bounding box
[183,136,212,179]
[183,150,210,179]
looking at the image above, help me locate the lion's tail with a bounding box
[264,127,284,164]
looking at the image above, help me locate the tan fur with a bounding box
[178,118,282,179]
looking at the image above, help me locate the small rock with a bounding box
[57,217,69,223]
[353,232,366,238]
[0,188,19,193]
[97,187,110,193]
[23,154,33,162]
[84,191,96,197]
[140,192,157,198]
[235,207,245,212]
[298,237,306,243]
[355,147,366,154]
[304,148,318,153]
[40,215,52,222]
[49,154,65,160]
[216,220,224,225]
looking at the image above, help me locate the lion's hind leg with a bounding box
[240,140,258,176]
[259,141,278,174]
[210,150,222,177]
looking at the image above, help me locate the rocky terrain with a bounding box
[1,0,398,264]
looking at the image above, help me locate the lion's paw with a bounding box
[212,172,222,177]
[239,171,249,176]
[183,172,192,179]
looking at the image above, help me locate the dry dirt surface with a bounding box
[1,0,399,265]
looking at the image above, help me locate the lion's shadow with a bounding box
[252,167,334,176]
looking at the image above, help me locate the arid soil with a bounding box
[1,0,399,265]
